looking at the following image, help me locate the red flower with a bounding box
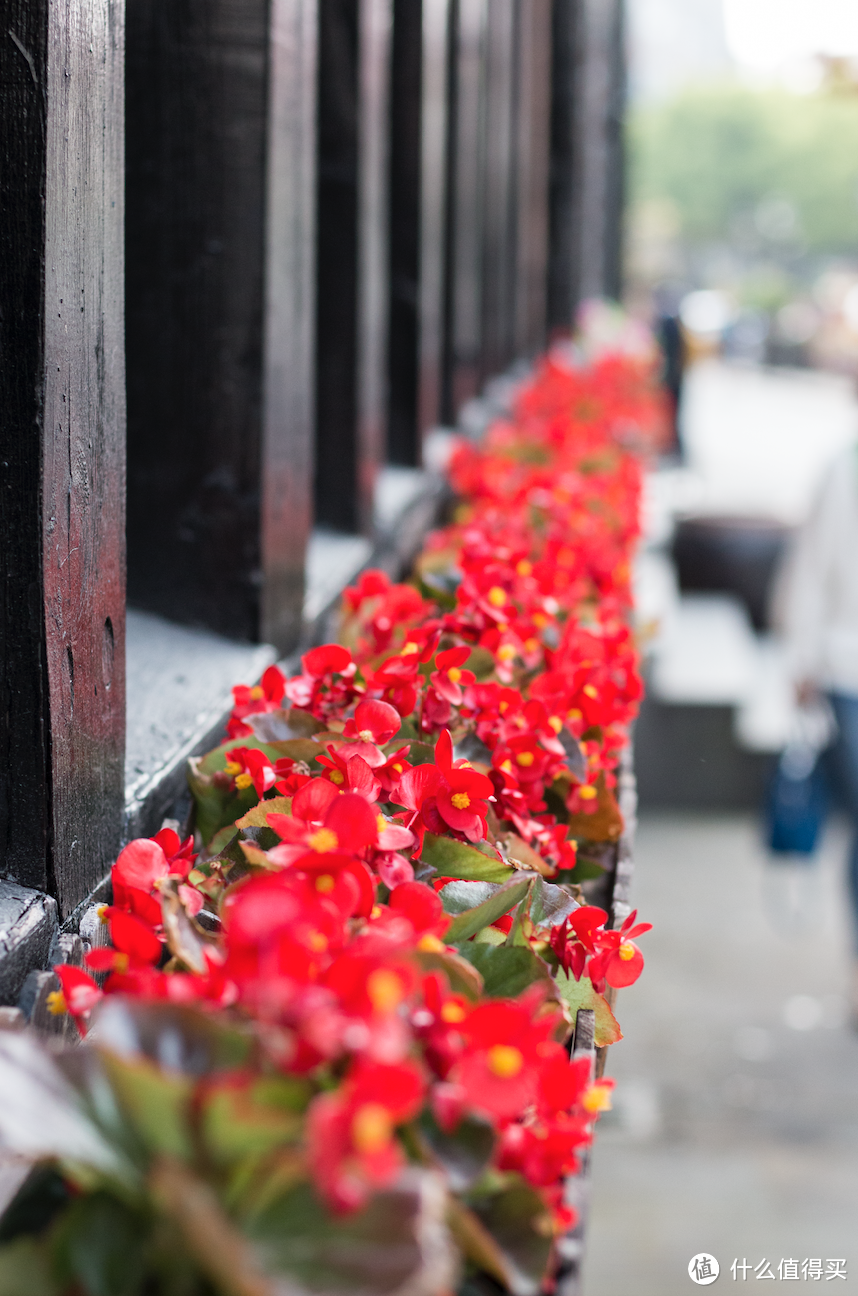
[86,908,164,982]
[227,664,286,738]
[587,910,651,992]
[433,730,494,842]
[344,698,402,745]
[48,965,103,1032]
[454,995,563,1121]
[387,882,449,938]
[429,646,475,705]
[224,746,277,798]
[307,1059,425,1211]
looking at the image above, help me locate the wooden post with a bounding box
[480,0,518,379]
[573,0,623,304]
[315,0,391,534]
[387,0,449,464]
[547,0,581,334]
[418,0,450,442]
[514,0,553,358]
[0,0,126,914]
[441,0,486,419]
[125,0,316,654]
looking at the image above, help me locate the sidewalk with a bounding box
[582,813,858,1294]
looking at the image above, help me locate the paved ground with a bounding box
[582,813,858,1295]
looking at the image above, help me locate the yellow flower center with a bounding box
[451,792,471,810]
[250,685,265,701]
[367,968,404,1014]
[583,684,598,699]
[234,772,253,790]
[618,941,636,961]
[516,560,532,576]
[488,586,507,607]
[441,1001,466,1024]
[376,814,387,834]
[114,953,130,973]
[307,931,328,951]
[582,1084,613,1114]
[224,761,242,776]
[524,638,539,653]
[516,751,535,767]
[447,666,462,684]
[418,933,445,953]
[500,760,513,774]
[352,1103,392,1154]
[315,874,336,893]
[402,642,419,655]
[308,828,338,853]
[329,769,344,785]
[359,729,374,741]
[392,763,403,774]
[568,708,583,722]
[548,715,563,733]
[486,1045,523,1079]
[497,644,516,663]
[46,991,67,1017]
[578,785,597,800]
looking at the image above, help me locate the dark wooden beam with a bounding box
[125,0,316,654]
[441,0,486,418]
[573,0,624,303]
[547,0,581,334]
[514,0,552,358]
[315,0,391,533]
[387,0,422,465]
[480,0,518,379]
[0,0,126,914]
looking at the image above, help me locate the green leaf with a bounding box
[201,1079,303,1167]
[526,877,578,930]
[467,1180,553,1296]
[456,945,552,999]
[246,1171,454,1295]
[439,880,498,915]
[421,834,513,884]
[414,948,484,1000]
[235,795,293,829]
[443,879,531,944]
[51,1192,148,1296]
[90,1000,251,1076]
[417,1112,495,1192]
[187,757,258,850]
[0,1238,58,1296]
[555,972,622,1047]
[99,1054,194,1162]
[554,855,606,883]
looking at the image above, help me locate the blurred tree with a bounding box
[630,84,858,254]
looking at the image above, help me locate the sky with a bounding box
[724,0,858,70]
[628,0,858,101]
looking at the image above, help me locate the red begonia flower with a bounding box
[344,699,402,745]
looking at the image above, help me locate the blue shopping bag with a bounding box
[766,741,828,856]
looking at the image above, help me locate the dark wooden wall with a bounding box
[1,0,126,915]
[125,0,316,654]
[1,0,626,923]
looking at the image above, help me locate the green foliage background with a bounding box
[630,84,858,253]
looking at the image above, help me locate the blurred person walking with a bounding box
[776,444,858,1014]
